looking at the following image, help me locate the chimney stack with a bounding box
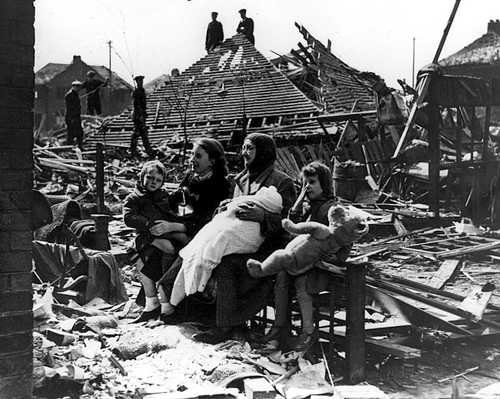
[72,55,82,63]
[487,19,500,36]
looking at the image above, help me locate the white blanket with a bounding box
[170,186,282,305]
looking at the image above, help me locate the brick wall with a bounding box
[0,0,34,398]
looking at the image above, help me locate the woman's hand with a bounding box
[234,202,265,222]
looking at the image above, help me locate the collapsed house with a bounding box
[88,26,384,182]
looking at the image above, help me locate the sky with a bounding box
[34,0,499,88]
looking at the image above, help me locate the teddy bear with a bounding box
[246,205,369,278]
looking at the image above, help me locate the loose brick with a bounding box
[0,312,32,335]
[0,291,32,313]
[0,272,32,292]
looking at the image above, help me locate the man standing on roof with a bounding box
[236,9,254,45]
[130,75,156,157]
[206,12,224,53]
[64,80,84,150]
[82,70,107,115]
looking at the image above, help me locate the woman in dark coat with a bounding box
[127,139,230,323]
[191,133,297,343]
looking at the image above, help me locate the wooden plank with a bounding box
[328,329,421,359]
[289,145,308,168]
[367,285,472,336]
[458,284,494,320]
[276,149,296,178]
[428,258,462,289]
[281,147,301,176]
[345,263,365,383]
[368,278,500,331]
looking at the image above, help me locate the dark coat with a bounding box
[171,172,231,235]
[237,17,254,44]
[132,87,147,120]
[82,77,105,103]
[206,20,224,51]
[64,89,81,120]
[123,187,179,250]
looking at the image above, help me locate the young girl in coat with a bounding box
[261,162,352,351]
[123,160,188,323]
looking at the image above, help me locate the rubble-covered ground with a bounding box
[32,142,500,398]
[32,215,500,399]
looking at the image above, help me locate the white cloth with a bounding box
[170,186,282,305]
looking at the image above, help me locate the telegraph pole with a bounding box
[107,40,112,114]
[412,37,416,88]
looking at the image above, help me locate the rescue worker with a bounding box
[205,11,224,53]
[82,70,107,115]
[64,80,84,149]
[236,9,254,45]
[130,75,156,157]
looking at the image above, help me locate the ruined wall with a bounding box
[0,0,34,397]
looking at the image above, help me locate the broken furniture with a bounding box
[255,261,369,384]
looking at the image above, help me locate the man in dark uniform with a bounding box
[64,80,84,149]
[236,9,254,45]
[130,75,155,157]
[82,70,107,115]
[205,11,224,53]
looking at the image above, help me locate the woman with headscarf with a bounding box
[191,133,297,343]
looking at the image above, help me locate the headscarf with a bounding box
[245,133,277,180]
[301,161,334,199]
[194,138,228,178]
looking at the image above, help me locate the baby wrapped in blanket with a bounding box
[169,186,283,306]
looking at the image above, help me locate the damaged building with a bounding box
[35,55,133,133]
